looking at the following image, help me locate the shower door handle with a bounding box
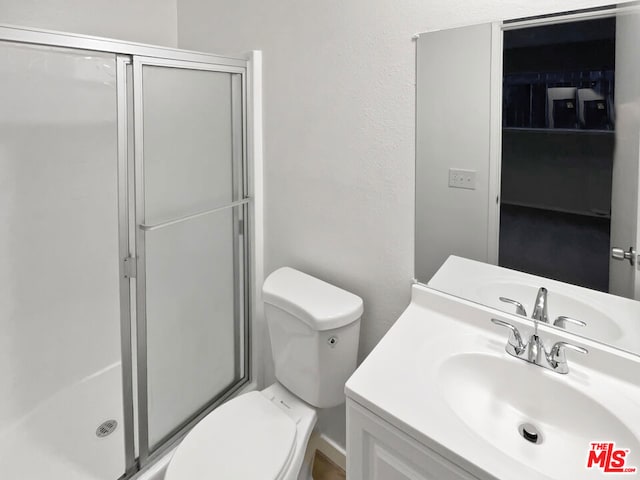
[139,198,250,232]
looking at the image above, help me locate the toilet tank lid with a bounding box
[263,267,363,331]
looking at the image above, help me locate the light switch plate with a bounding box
[448,168,477,190]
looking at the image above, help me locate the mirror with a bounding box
[415,4,640,355]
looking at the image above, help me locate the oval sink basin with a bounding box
[476,281,622,343]
[438,353,640,480]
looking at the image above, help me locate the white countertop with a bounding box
[345,284,640,480]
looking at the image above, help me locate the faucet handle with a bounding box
[491,318,526,354]
[499,297,527,316]
[553,316,587,329]
[548,341,588,374]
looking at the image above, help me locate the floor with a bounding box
[499,204,610,292]
[312,451,346,480]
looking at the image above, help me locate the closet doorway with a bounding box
[498,11,640,299]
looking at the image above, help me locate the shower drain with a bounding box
[96,419,118,438]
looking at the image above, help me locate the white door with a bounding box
[609,7,640,299]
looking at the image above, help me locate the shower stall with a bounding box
[0,25,256,480]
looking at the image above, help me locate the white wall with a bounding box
[176,0,623,447]
[415,24,493,282]
[0,0,178,46]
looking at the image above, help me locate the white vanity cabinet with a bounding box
[347,400,479,480]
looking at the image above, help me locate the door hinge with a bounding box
[123,256,137,278]
[238,219,245,236]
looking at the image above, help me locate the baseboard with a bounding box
[307,432,346,471]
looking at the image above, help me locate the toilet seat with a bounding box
[165,391,297,480]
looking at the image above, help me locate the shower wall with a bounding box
[0,42,124,479]
[0,43,121,429]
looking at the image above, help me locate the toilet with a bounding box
[165,267,363,480]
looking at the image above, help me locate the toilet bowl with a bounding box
[165,384,316,480]
[165,267,363,480]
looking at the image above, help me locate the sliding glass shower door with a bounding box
[132,58,249,460]
[0,29,250,478]
[0,42,126,480]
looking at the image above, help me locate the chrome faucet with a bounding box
[531,287,549,323]
[491,318,588,374]
[525,287,549,364]
[499,287,587,330]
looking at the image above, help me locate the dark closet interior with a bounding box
[499,18,616,292]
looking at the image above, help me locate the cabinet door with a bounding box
[347,400,479,480]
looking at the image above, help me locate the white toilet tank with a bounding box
[263,267,363,408]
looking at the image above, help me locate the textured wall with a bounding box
[176,0,623,447]
[1,0,178,46]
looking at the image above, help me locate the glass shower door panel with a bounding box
[136,60,246,451]
[145,209,240,448]
[142,65,238,225]
[0,43,124,479]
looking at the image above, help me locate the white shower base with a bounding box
[0,363,125,480]
[0,361,254,480]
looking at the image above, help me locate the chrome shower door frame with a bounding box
[0,24,254,480]
[116,54,137,478]
[131,56,251,467]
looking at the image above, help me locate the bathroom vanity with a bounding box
[347,400,478,480]
[345,285,640,480]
